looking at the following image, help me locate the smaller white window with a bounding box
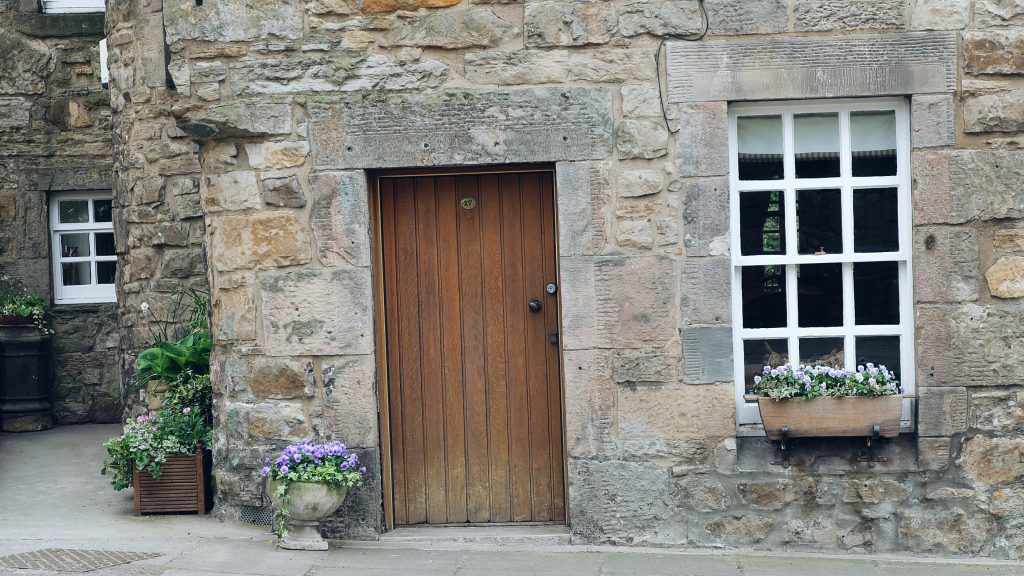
[42,0,105,13]
[50,192,117,304]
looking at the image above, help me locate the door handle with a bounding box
[528,300,543,313]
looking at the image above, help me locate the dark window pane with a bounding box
[738,115,783,181]
[95,232,115,256]
[854,261,900,325]
[62,262,91,286]
[856,336,901,381]
[97,261,116,285]
[744,339,788,395]
[852,110,897,177]
[797,188,842,255]
[742,265,787,328]
[93,199,112,223]
[800,337,845,367]
[740,190,785,255]
[854,187,899,252]
[797,263,843,327]
[795,113,840,178]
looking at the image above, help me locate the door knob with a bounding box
[528,300,543,313]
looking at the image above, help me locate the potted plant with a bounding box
[0,273,54,432]
[748,363,904,440]
[261,440,366,550]
[132,291,211,411]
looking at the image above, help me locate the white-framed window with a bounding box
[728,98,915,432]
[50,192,117,304]
[42,0,105,13]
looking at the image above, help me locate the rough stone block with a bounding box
[0,98,32,132]
[917,387,968,436]
[232,401,313,441]
[620,84,661,119]
[911,0,970,30]
[964,32,1024,75]
[618,170,664,198]
[612,350,680,387]
[950,150,1024,221]
[960,435,1024,489]
[667,33,957,102]
[465,49,656,85]
[704,0,787,35]
[986,256,1024,298]
[361,0,460,12]
[213,285,257,342]
[563,350,618,458]
[917,436,950,470]
[556,161,609,257]
[681,257,730,325]
[380,7,518,48]
[974,0,1024,28]
[164,0,304,43]
[618,0,703,37]
[560,257,598,350]
[260,173,306,208]
[322,355,379,448]
[0,35,50,95]
[245,141,309,170]
[682,177,729,257]
[969,389,1024,435]
[938,303,1024,386]
[963,91,1024,134]
[911,94,954,148]
[990,488,1024,518]
[681,325,732,384]
[222,355,315,400]
[913,227,979,303]
[200,171,261,212]
[568,459,682,543]
[307,0,357,14]
[524,0,614,47]
[738,478,818,510]
[703,515,773,545]
[616,120,668,160]
[675,103,728,177]
[994,228,1024,253]
[594,255,678,348]
[793,0,905,31]
[676,476,729,511]
[308,88,614,169]
[615,219,654,250]
[618,384,734,457]
[898,508,998,554]
[211,211,312,272]
[309,171,371,268]
[178,100,294,140]
[259,268,374,356]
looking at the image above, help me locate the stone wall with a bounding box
[104,0,1024,557]
[0,0,120,423]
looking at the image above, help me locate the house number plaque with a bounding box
[460,198,477,209]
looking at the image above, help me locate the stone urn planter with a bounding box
[0,321,53,432]
[749,394,904,440]
[268,480,349,551]
[145,379,168,411]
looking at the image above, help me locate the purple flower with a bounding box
[358,466,366,474]
[857,365,864,372]
[804,383,812,391]
[855,373,864,382]
[763,366,770,375]
[868,378,877,386]
[280,465,289,474]
[753,376,762,384]
[770,369,779,377]
[260,466,270,477]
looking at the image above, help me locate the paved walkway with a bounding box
[1,425,1019,576]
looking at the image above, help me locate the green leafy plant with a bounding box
[128,288,211,401]
[0,281,52,333]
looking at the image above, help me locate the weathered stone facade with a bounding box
[0,0,120,423]
[3,0,1019,559]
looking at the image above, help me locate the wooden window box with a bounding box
[133,450,211,516]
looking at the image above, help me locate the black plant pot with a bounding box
[0,324,53,432]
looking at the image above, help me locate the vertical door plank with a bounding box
[436,177,468,524]
[457,175,490,523]
[380,179,408,526]
[500,175,533,522]
[395,177,427,526]
[480,174,512,523]
[414,177,448,525]
[540,172,567,521]
[520,172,553,521]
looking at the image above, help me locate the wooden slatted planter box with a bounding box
[133,449,211,516]
[749,395,904,440]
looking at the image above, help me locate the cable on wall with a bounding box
[655,0,709,134]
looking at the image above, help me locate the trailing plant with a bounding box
[0,268,52,333]
[260,440,366,541]
[753,363,902,400]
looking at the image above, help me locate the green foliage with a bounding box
[0,292,52,333]
[753,363,902,400]
[128,288,211,400]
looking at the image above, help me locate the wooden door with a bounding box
[376,169,565,526]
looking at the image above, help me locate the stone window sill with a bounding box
[735,434,920,473]
[14,12,104,37]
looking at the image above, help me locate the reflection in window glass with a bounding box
[60,233,91,257]
[738,116,784,180]
[62,262,91,286]
[854,188,899,252]
[797,189,842,255]
[798,264,843,327]
[742,266,787,328]
[856,336,901,380]
[744,339,788,395]
[852,110,897,176]
[795,113,840,178]
[740,191,785,255]
[94,199,113,223]
[59,200,89,224]
[800,337,845,367]
[854,261,900,325]
[97,261,116,285]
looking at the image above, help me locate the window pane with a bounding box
[795,113,840,178]
[740,190,785,255]
[855,336,901,381]
[60,233,91,257]
[93,199,112,223]
[800,337,845,367]
[59,200,89,224]
[97,261,116,285]
[797,263,843,327]
[797,188,842,255]
[95,232,115,256]
[738,115,783,181]
[851,110,897,176]
[742,265,787,328]
[744,339,788,395]
[61,262,91,286]
[854,187,899,252]
[854,261,899,325]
